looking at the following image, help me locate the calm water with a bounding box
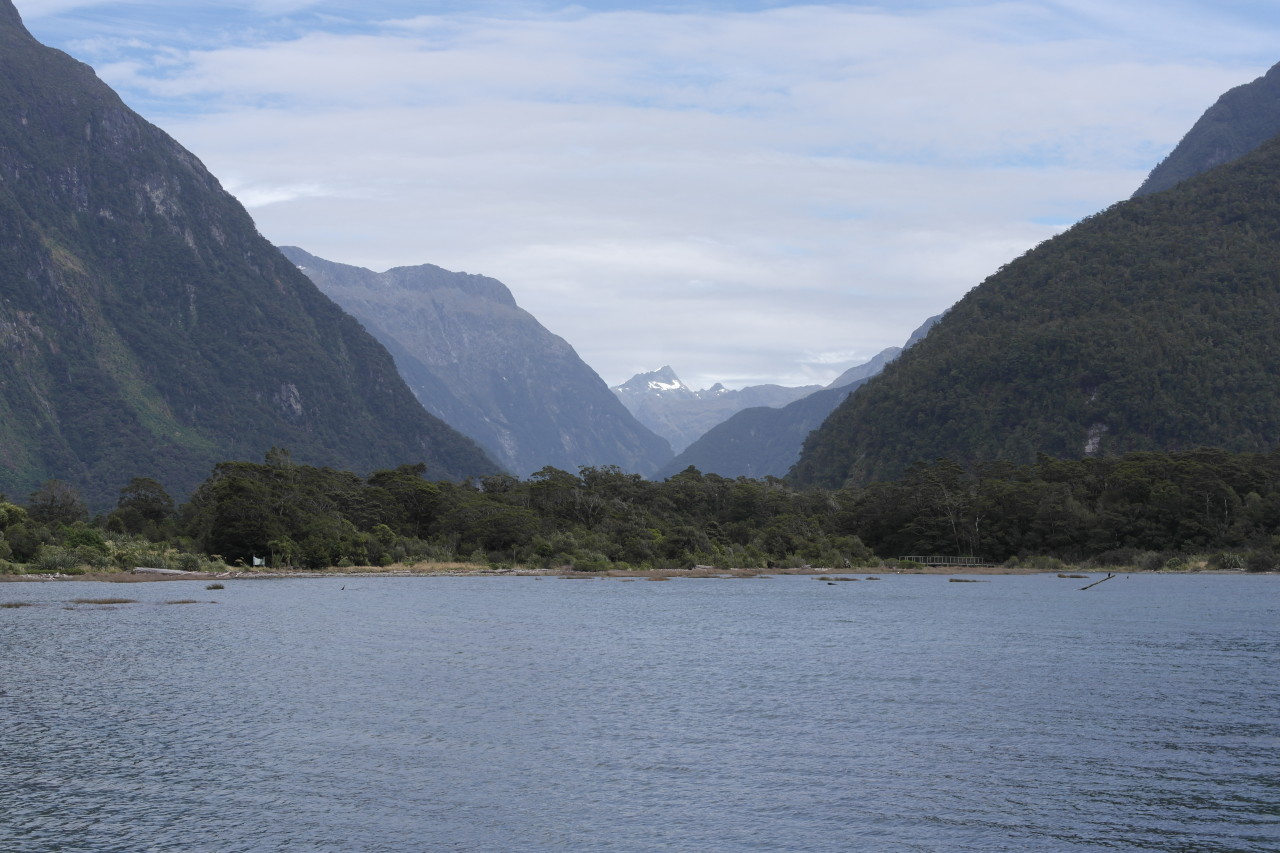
[1,572,1276,852]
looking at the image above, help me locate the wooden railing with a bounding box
[897,555,994,567]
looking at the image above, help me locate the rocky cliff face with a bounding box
[611,366,820,454]
[281,247,672,478]
[0,2,496,505]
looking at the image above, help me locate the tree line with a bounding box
[2,446,1278,574]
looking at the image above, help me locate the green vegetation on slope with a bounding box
[793,133,1280,490]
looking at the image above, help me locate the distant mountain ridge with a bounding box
[612,367,820,453]
[282,247,672,478]
[655,317,939,480]
[0,2,496,506]
[825,351,901,389]
[1134,60,1280,197]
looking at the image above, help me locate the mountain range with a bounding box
[7,0,1280,506]
[611,367,820,453]
[655,318,937,479]
[0,2,496,506]
[281,247,672,478]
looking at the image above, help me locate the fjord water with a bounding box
[2,574,1276,852]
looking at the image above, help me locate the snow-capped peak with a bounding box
[613,365,693,398]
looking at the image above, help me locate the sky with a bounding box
[17,1,1280,389]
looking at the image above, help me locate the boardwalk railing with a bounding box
[897,555,994,567]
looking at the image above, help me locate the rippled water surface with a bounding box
[2,572,1277,852]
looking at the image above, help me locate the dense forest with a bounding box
[2,446,1277,576]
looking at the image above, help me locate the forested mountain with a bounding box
[612,366,820,453]
[281,248,671,478]
[1134,60,1280,196]
[792,132,1280,489]
[656,318,938,479]
[0,2,496,507]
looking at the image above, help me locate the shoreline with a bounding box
[1,564,1268,583]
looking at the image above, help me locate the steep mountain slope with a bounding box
[656,318,937,479]
[280,247,672,478]
[825,348,902,389]
[0,2,496,506]
[1134,60,1280,197]
[793,133,1280,489]
[612,366,819,453]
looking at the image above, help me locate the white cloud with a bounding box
[217,177,335,207]
[22,1,1280,387]
[20,0,323,15]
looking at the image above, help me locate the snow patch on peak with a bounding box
[613,365,693,397]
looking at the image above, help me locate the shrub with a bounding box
[31,546,82,574]
[1134,551,1169,572]
[174,552,203,572]
[112,544,170,571]
[1087,548,1143,569]
[1018,555,1066,571]
[570,554,611,572]
[1245,550,1277,573]
[5,523,46,563]
[1207,552,1246,571]
[62,525,109,554]
[72,546,112,570]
